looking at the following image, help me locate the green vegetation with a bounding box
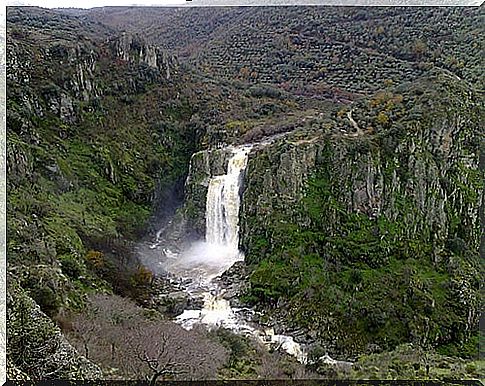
[6,5,483,381]
[348,344,485,380]
[6,25,198,315]
[211,328,258,379]
[245,158,479,356]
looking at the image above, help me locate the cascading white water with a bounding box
[206,146,251,252]
[160,143,310,364]
[163,145,252,285]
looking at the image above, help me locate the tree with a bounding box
[412,39,427,60]
[124,321,227,383]
[68,294,228,381]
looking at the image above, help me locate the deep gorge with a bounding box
[5,5,484,381]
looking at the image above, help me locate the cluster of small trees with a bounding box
[62,293,319,381]
[66,294,228,382]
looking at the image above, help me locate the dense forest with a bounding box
[5,5,484,382]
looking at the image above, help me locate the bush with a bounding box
[30,286,61,317]
[59,254,84,278]
[85,250,104,269]
[247,85,283,99]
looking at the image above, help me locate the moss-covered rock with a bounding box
[7,275,102,380]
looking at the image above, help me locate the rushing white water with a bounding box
[206,145,251,251]
[159,143,309,363]
[163,145,251,287]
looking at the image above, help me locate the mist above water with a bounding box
[163,240,243,286]
[163,145,252,286]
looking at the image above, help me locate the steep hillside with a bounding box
[7,6,189,289]
[7,274,103,379]
[171,67,483,362]
[6,6,331,378]
[6,8,199,377]
[239,71,483,359]
[85,7,484,96]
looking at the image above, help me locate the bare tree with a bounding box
[68,294,228,381]
[71,315,99,360]
[70,294,142,364]
[121,321,228,382]
[125,323,186,383]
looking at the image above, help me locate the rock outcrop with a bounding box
[110,32,178,79]
[7,276,102,380]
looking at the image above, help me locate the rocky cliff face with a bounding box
[239,71,482,358]
[111,32,178,79]
[156,147,234,250]
[182,148,233,237]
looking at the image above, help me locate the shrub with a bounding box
[59,254,84,278]
[85,250,104,269]
[30,286,61,317]
[131,265,154,287]
[247,85,282,99]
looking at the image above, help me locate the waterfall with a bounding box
[162,143,310,364]
[162,145,252,285]
[205,145,252,251]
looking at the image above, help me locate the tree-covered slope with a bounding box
[85,7,484,95]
